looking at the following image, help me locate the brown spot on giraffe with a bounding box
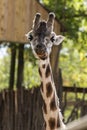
[45,64,50,77]
[40,82,43,92]
[42,64,46,68]
[39,67,42,77]
[43,100,47,114]
[50,93,57,111]
[44,121,47,130]
[49,117,56,130]
[46,82,53,97]
[57,115,60,128]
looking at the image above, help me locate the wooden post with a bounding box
[9,44,16,89]
[59,115,87,130]
[50,44,63,109]
[16,44,24,89]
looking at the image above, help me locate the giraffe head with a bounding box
[26,13,64,60]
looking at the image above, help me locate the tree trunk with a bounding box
[50,44,63,108]
[16,44,24,89]
[50,44,62,86]
[9,45,16,89]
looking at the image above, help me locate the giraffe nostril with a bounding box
[36,44,42,49]
[35,44,47,58]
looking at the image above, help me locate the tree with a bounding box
[41,0,87,86]
[42,0,87,41]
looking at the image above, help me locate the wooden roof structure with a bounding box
[0,0,62,43]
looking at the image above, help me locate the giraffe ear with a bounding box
[25,31,33,41]
[53,35,65,45]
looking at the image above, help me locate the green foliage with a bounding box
[42,0,87,87]
[43,0,87,41]
[60,40,87,87]
[24,60,40,89]
[0,44,40,90]
[0,46,10,90]
[24,45,40,88]
[42,0,87,120]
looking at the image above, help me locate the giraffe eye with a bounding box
[50,36,55,42]
[29,34,33,41]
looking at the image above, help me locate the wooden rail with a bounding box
[63,86,87,93]
[59,115,87,130]
[0,88,44,130]
[0,88,87,130]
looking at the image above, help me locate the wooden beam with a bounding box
[59,115,87,130]
[63,86,87,93]
[62,101,87,106]
[0,0,60,43]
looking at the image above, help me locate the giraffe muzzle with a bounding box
[35,44,48,60]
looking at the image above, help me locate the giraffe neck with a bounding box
[38,58,65,130]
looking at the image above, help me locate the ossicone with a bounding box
[33,13,41,31]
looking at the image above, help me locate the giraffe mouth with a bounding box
[35,45,48,60]
[35,49,48,60]
[37,52,48,60]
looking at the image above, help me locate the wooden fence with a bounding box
[62,85,87,123]
[0,86,87,130]
[0,88,44,130]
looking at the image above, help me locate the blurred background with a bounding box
[0,0,87,129]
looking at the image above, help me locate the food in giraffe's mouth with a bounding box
[37,53,48,60]
[36,51,48,60]
[35,46,48,59]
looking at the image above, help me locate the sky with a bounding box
[0,47,8,59]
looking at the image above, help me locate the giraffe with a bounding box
[26,13,65,130]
